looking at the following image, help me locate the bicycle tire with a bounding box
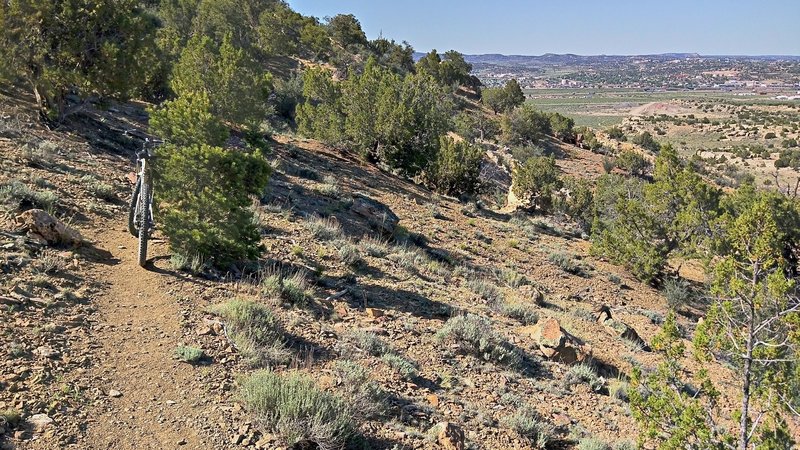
[127,178,141,237]
[137,176,150,267]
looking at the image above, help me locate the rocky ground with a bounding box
[0,92,778,449]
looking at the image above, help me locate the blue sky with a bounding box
[287,1,800,55]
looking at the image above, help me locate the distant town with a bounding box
[458,53,800,96]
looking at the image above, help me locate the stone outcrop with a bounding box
[15,209,82,246]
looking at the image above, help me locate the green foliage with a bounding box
[482,79,525,113]
[606,127,627,141]
[501,104,552,147]
[0,179,59,213]
[592,146,722,283]
[564,363,605,392]
[149,91,229,147]
[272,73,304,121]
[661,278,692,310]
[299,20,330,60]
[326,14,367,51]
[548,112,575,142]
[553,176,594,231]
[501,302,539,325]
[156,144,271,266]
[630,312,729,449]
[512,156,562,212]
[240,370,355,450]
[296,67,346,143]
[415,49,474,89]
[174,345,204,363]
[422,136,484,196]
[632,131,660,153]
[615,150,651,177]
[333,361,386,420]
[170,33,271,127]
[695,190,800,449]
[454,111,500,142]
[298,58,452,176]
[0,0,158,118]
[369,38,415,75]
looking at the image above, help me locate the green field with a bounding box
[523,89,782,129]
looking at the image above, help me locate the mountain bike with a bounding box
[127,138,160,267]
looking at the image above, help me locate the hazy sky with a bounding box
[287,0,800,56]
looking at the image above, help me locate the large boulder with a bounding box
[15,209,82,246]
[350,194,399,236]
[521,318,591,364]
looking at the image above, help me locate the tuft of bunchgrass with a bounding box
[360,235,390,258]
[261,269,312,307]
[240,370,355,450]
[0,180,59,212]
[334,240,364,268]
[334,361,387,420]
[209,300,289,367]
[381,353,419,379]
[436,314,523,369]
[468,278,504,307]
[304,215,343,241]
[662,278,692,310]
[548,251,584,275]
[174,345,204,363]
[340,329,391,357]
[578,437,612,450]
[503,405,554,449]
[315,175,341,198]
[170,252,206,274]
[609,379,630,402]
[501,302,539,325]
[32,250,66,274]
[564,363,605,392]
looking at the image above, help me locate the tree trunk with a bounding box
[740,298,756,450]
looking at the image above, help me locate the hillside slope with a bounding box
[0,95,782,449]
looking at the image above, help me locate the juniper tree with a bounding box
[695,191,800,450]
[0,0,158,120]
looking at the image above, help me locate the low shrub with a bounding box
[503,405,554,449]
[303,215,343,241]
[436,314,523,369]
[0,180,59,212]
[501,302,539,325]
[174,345,204,363]
[261,269,312,307]
[548,251,584,275]
[564,363,605,392]
[381,353,419,379]
[661,278,692,310]
[209,300,288,366]
[240,370,355,450]
[334,361,386,420]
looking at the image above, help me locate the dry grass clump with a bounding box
[240,370,355,450]
[436,314,523,369]
[503,405,555,449]
[303,215,343,240]
[209,299,290,367]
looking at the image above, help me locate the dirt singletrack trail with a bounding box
[80,225,208,449]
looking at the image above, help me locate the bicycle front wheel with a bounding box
[137,174,151,267]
